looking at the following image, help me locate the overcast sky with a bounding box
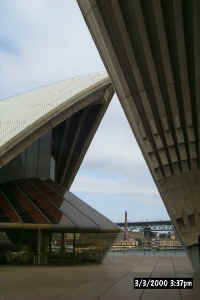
[0,0,169,222]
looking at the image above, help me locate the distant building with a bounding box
[113,231,142,247]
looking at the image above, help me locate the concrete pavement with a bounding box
[0,252,198,299]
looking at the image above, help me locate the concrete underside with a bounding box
[0,253,198,300]
[78,0,200,272]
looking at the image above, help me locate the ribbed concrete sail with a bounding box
[78,0,200,271]
[0,73,114,190]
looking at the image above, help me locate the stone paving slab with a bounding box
[0,253,198,299]
[141,295,181,300]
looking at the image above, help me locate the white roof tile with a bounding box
[0,72,110,160]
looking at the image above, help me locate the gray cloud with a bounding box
[0,0,104,99]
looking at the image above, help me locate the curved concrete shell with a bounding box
[78,0,200,271]
[0,73,114,190]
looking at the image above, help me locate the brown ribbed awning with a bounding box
[0,178,119,233]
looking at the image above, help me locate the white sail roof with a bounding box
[0,72,111,167]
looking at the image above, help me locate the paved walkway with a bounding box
[0,253,198,299]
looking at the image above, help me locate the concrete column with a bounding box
[37,229,42,265]
[186,244,200,274]
[49,232,52,254]
[43,231,49,265]
[60,233,65,256]
[73,233,76,256]
[158,171,200,273]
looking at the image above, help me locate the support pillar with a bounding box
[49,232,52,255]
[43,231,49,264]
[37,229,42,265]
[60,232,65,256]
[73,233,76,256]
